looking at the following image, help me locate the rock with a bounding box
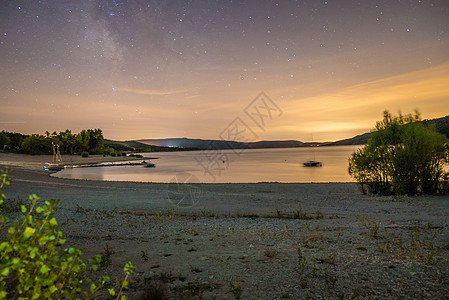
[262,239,275,246]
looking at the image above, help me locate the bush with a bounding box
[348,111,449,195]
[0,169,134,299]
[81,152,89,158]
[0,133,10,150]
[21,135,51,155]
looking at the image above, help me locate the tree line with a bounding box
[0,129,105,155]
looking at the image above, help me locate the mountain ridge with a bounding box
[136,138,308,150]
[127,114,449,150]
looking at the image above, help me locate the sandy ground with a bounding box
[1,153,449,299]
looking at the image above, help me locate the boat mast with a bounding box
[52,142,63,163]
[312,134,316,160]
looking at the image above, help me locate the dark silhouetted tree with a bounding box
[21,134,51,155]
[0,132,10,150]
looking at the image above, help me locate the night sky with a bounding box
[1,0,448,142]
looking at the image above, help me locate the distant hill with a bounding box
[330,132,372,146]
[137,138,241,149]
[330,115,449,146]
[104,139,197,152]
[110,115,449,151]
[422,115,449,139]
[136,138,308,150]
[247,140,304,148]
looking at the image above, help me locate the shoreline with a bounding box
[1,153,449,299]
[0,152,150,170]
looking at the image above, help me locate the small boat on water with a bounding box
[303,160,322,167]
[142,160,155,168]
[44,163,64,171]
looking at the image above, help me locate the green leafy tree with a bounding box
[1,129,106,155]
[1,132,28,153]
[0,169,134,299]
[74,130,90,154]
[58,129,76,154]
[0,132,10,150]
[348,111,449,195]
[21,134,51,155]
[86,129,104,154]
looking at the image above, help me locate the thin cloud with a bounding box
[117,88,183,96]
[290,61,449,115]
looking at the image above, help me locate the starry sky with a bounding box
[1,0,448,142]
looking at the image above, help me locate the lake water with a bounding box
[53,145,362,183]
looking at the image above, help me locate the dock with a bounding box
[65,161,146,169]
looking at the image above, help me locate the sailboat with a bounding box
[303,136,322,167]
[44,143,64,171]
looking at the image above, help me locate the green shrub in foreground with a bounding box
[0,169,134,299]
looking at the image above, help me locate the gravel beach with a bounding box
[1,153,449,299]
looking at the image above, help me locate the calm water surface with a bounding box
[53,145,362,183]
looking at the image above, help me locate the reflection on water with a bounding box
[53,146,362,183]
